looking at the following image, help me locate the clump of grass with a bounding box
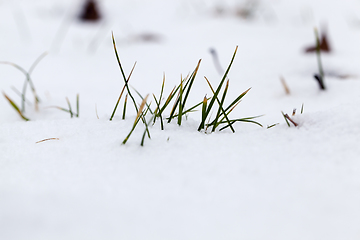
[198,46,262,132]
[150,62,205,130]
[167,60,202,126]
[281,104,304,127]
[1,52,47,119]
[110,40,262,145]
[47,94,80,118]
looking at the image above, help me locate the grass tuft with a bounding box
[198,46,238,131]
[200,52,261,132]
[0,52,46,113]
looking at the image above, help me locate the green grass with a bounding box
[1,52,47,119]
[2,92,30,121]
[122,95,149,145]
[47,94,80,118]
[198,46,262,132]
[107,35,263,145]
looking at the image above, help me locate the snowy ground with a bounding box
[1,0,360,239]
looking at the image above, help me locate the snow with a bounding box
[1,0,360,239]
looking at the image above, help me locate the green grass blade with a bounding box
[153,94,164,130]
[301,103,304,114]
[24,52,47,111]
[109,86,125,121]
[168,98,207,119]
[212,79,230,132]
[3,92,30,121]
[109,61,137,120]
[28,52,48,75]
[122,95,149,145]
[159,86,176,115]
[223,88,251,114]
[153,74,166,123]
[182,59,201,109]
[0,61,40,112]
[281,111,290,127]
[66,97,73,118]
[122,94,128,120]
[46,106,72,113]
[112,32,139,112]
[204,77,235,132]
[140,113,154,146]
[11,86,31,105]
[218,118,263,131]
[177,78,183,126]
[167,75,188,123]
[201,95,207,125]
[267,123,279,129]
[76,94,79,117]
[132,87,154,115]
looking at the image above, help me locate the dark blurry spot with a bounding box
[305,32,331,53]
[235,0,258,19]
[79,0,101,22]
[314,74,326,90]
[130,33,163,43]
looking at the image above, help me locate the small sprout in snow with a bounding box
[36,138,60,144]
[280,76,291,95]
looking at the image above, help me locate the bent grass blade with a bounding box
[3,92,30,121]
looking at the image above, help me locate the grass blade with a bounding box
[153,75,166,125]
[177,78,183,126]
[204,77,235,132]
[66,97,73,118]
[109,61,137,121]
[122,94,149,145]
[201,95,207,125]
[301,103,304,114]
[281,111,290,127]
[212,79,230,132]
[112,32,139,112]
[132,87,154,115]
[0,60,40,112]
[122,94,128,120]
[182,59,201,109]
[267,123,279,129]
[3,92,29,121]
[76,94,80,117]
[153,94,164,130]
[218,118,263,131]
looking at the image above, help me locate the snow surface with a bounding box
[1,0,360,239]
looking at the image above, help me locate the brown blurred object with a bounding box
[304,32,331,53]
[79,0,101,22]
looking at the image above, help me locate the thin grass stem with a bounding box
[2,92,30,121]
[66,97,73,118]
[122,94,128,120]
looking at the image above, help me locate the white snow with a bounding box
[1,0,360,239]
